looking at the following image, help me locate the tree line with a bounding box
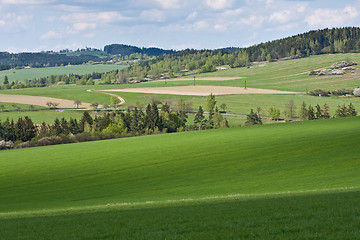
[0,52,104,71]
[0,96,229,150]
[245,101,357,125]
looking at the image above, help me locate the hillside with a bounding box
[0,117,359,239]
[104,44,176,56]
[1,117,359,212]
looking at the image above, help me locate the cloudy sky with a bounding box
[0,0,359,52]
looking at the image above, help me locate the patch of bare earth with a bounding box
[0,94,93,108]
[103,86,297,96]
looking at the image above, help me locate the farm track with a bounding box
[87,89,126,105]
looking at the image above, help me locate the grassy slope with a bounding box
[0,64,128,83]
[0,117,359,213]
[0,117,360,239]
[1,190,359,239]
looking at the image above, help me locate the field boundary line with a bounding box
[1,186,358,217]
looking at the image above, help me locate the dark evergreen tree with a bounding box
[80,111,93,131]
[315,104,323,119]
[60,118,70,135]
[194,106,205,130]
[69,118,81,134]
[347,103,357,116]
[299,102,308,121]
[245,109,262,126]
[307,105,315,120]
[3,76,9,85]
[322,103,331,119]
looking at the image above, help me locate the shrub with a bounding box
[331,89,353,96]
[0,140,14,150]
[308,89,329,97]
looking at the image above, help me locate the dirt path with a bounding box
[103,85,298,96]
[87,89,125,105]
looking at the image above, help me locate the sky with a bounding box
[0,0,360,52]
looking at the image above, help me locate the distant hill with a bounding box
[0,52,104,71]
[246,27,360,61]
[104,44,177,56]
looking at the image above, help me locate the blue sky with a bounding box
[0,0,360,52]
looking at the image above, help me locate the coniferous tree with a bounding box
[322,103,330,119]
[347,103,357,116]
[3,76,9,85]
[194,106,205,130]
[315,104,323,119]
[245,109,262,126]
[299,102,308,121]
[213,107,224,129]
[80,111,93,131]
[307,105,315,120]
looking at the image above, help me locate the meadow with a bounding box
[0,117,359,239]
[0,64,128,83]
[1,53,360,126]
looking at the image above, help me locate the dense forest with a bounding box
[0,52,105,71]
[104,44,176,56]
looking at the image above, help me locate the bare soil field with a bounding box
[156,77,244,82]
[0,94,93,108]
[103,86,298,96]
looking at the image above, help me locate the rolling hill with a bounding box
[0,117,359,238]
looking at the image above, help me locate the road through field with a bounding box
[87,89,125,105]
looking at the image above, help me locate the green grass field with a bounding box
[0,64,128,83]
[0,117,359,239]
[1,53,360,117]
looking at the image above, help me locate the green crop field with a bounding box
[0,117,359,239]
[0,64,128,83]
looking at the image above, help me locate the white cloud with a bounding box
[306,6,359,28]
[40,30,62,40]
[140,9,165,22]
[223,8,243,17]
[72,22,96,31]
[155,0,183,9]
[269,10,292,23]
[186,12,198,21]
[0,13,33,30]
[193,20,209,30]
[61,11,132,24]
[0,0,54,4]
[240,15,264,28]
[205,0,233,10]
[214,23,227,31]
